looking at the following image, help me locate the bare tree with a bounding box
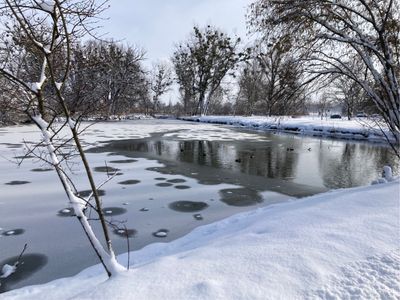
[149,62,173,114]
[334,76,365,120]
[235,38,309,116]
[256,38,309,116]
[249,0,400,155]
[236,59,264,115]
[78,40,147,117]
[172,25,240,116]
[0,0,125,276]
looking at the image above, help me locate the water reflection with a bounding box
[317,141,399,189]
[88,135,398,190]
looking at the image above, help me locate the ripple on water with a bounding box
[168,201,209,212]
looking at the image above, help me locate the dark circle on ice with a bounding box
[14,155,34,159]
[109,159,137,164]
[30,168,53,172]
[156,182,173,187]
[118,179,140,185]
[0,254,48,293]
[193,214,204,220]
[219,188,263,207]
[102,207,127,216]
[57,208,75,217]
[7,144,23,148]
[77,189,106,197]
[154,177,167,181]
[166,178,186,183]
[107,152,120,156]
[1,229,25,236]
[113,228,137,238]
[174,185,191,190]
[93,166,120,173]
[168,201,208,213]
[152,229,169,238]
[5,181,30,185]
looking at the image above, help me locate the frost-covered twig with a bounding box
[0,243,28,283]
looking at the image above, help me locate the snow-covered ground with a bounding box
[180,115,395,143]
[2,178,399,299]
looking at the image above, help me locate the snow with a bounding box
[180,115,396,143]
[67,118,76,129]
[54,82,62,90]
[0,265,16,279]
[383,166,394,181]
[2,179,399,299]
[24,82,42,93]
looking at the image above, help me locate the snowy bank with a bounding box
[2,179,399,299]
[180,115,396,144]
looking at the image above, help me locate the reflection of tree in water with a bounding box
[263,146,299,179]
[174,139,301,180]
[91,136,398,189]
[318,142,398,189]
[233,146,299,179]
[176,140,216,166]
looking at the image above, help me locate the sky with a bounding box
[99,0,253,67]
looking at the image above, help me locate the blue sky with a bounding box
[100,0,252,66]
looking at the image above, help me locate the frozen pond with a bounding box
[0,119,398,292]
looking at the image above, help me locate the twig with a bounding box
[15,244,28,266]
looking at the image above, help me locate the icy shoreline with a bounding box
[2,179,399,299]
[179,115,396,144]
